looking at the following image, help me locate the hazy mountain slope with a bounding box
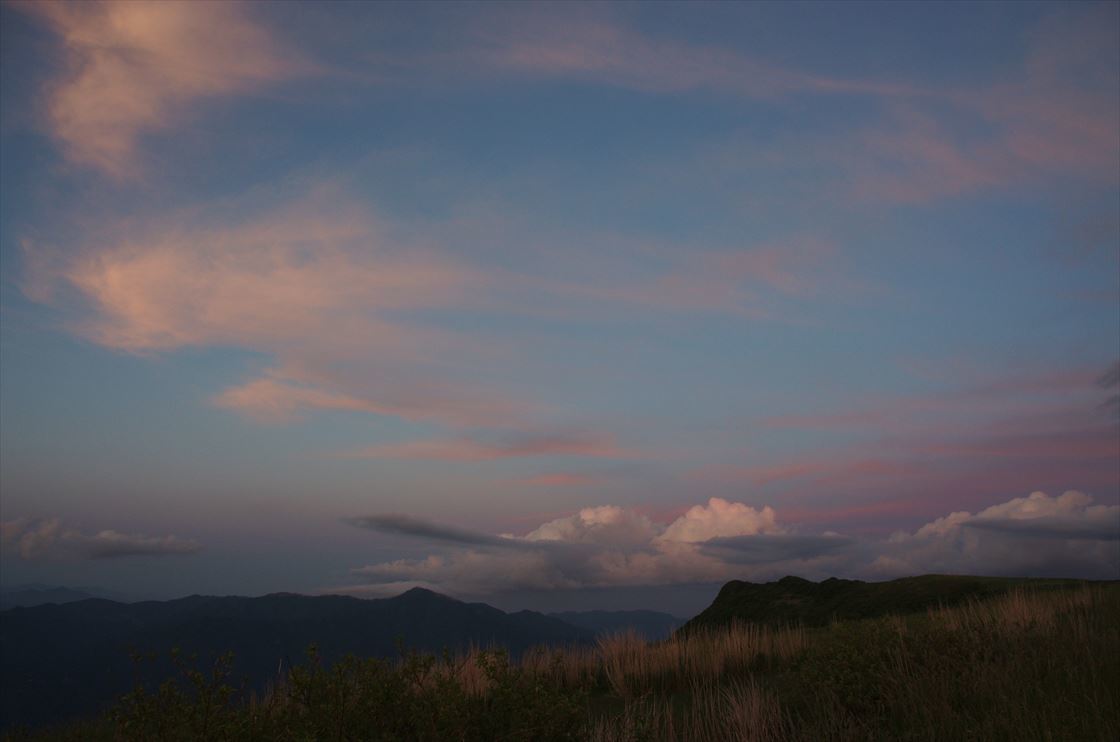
[548,609,681,640]
[0,587,593,730]
[679,574,1109,633]
[0,586,98,610]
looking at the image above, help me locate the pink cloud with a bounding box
[336,431,636,462]
[761,365,1109,432]
[54,197,469,353]
[701,458,924,489]
[213,370,532,429]
[701,424,1117,527]
[17,0,312,178]
[514,473,604,487]
[694,361,1119,522]
[544,237,851,317]
[917,428,1120,462]
[23,185,538,431]
[836,9,1118,204]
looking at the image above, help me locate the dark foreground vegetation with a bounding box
[6,583,1118,741]
[0,588,594,729]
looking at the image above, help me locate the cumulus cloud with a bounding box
[877,491,1120,579]
[523,506,661,547]
[17,0,309,177]
[343,498,816,595]
[0,517,202,560]
[338,491,1119,597]
[659,499,781,543]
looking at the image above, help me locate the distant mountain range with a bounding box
[678,574,1114,633]
[0,584,128,610]
[0,587,596,730]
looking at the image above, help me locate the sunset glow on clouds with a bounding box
[0,1,1116,605]
[337,491,1118,598]
[17,0,308,178]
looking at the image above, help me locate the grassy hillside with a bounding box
[678,574,1105,632]
[5,582,1118,741]
[549,610,681,641]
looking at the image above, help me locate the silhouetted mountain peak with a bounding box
[776,575,813,586]
[395,587,458,603]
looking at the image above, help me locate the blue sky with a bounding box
[1,1,1117,613]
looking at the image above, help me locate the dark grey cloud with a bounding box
[1100,361,1120,389]
[1099,360,1120,418]
[700,534,855,564]
[346,514,529,549]
[81,531,203,558]
[963,516,1120,541]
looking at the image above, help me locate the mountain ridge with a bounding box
[0,587,593,730]
[678,573,1115,633]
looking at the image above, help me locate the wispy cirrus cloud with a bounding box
[513,473,604,488]
[833,9,1119,203]
[16,0,312,178]
[16,0,311,179]
[22,184,537,433]
[693,362,1120,522]
[0,517,202,560]
[212,371,530,429]
[548,237,854,318]
[705,418,1118,525]
[334,431,636,462]
[471,11,919,100]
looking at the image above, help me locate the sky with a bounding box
[0,0,1117,616]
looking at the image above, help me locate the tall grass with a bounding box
[595,621,805,698]
[8,585,1118,741]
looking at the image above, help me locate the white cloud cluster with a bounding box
[522,506,660,546]
[0,517,202,560]
[659,499,780,543]
[342,491,1119,597]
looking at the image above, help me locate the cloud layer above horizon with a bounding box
[1,517,202,560]
[338,491,1119,597]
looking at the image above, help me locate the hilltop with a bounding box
[678,574,1111,632]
